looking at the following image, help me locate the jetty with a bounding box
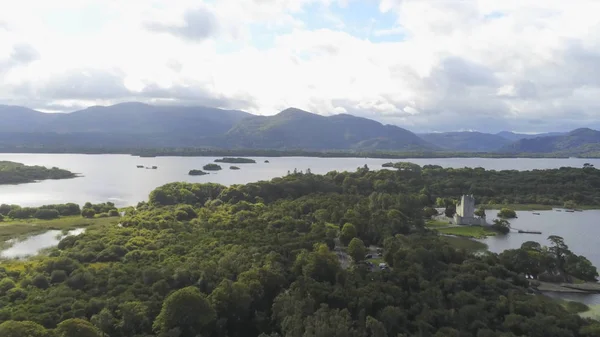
[518,230,542,234]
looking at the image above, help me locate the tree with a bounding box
[91,308,116,337]
[548,235,570,270]
[492,219,510,234]
[340,223,357,246]
[366,316,387,337]
[348,238,367,263]
[55,319,102,337]
[153,286,216,337]
[34,209,60,220]
[0,277,15,295]
[0,320,49,337]
[497,208,517,218]
[423,207,438,218]
[81,208,95,218]
[474,207,486,218]
[444,205,456,218]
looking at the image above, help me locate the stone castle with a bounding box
[454,195,487,226]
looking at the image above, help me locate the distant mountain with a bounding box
[500,128,600,155]
[496,131,566,142]
[418,132,511,152]
[224,108,436,151]
[0,105,57,132]
[0,104,435,151]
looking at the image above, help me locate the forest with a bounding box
[0,165,599,336]
[0,161,76,185]
[383,162,600,207]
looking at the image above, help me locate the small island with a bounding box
[230,166,240,170]
[0,161,77,185]
[264,160,270,163]
[214,157,256,164]
[497,207,517,218]
[188,169,209,176]
[203,163,222,171]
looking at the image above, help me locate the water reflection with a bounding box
[1,228,85,259]
[480,209,600,305]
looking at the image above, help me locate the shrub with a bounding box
[34,209,60,220]
[81,209,95,218]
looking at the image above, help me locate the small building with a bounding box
[454,195,487,226]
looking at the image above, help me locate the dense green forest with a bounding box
[0,165,599,336]
[380,162,600,207]
[0,161,76,185]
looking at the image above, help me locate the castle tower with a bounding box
[454,195,484,225]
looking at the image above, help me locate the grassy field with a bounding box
[437,226,496,239]
[0,216,118,241]
[580,304,600,320]
[425,219,452,228]
[441,236,487,251]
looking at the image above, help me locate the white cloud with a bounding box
[0,0,600,132]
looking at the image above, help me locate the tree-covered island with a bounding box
[0,161,76,185]
[202,164,222,171]
[188,169,209,176]
[0,164,599,336]
[214,157,256,164]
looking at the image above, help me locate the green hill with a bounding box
[224,108,436,151]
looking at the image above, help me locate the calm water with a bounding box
[1,228,85,259]
[481,210,600,305]
[1,154,598,207]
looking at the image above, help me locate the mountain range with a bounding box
[0,103,598,155]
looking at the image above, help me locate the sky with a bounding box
[1,0,600,133]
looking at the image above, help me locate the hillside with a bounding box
[496,131,565,142]
[500,128,600,155]
[418,131,511,152]
[224,108,436,151]
[0,104,435,151]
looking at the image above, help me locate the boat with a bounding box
[565,210,575,213]
[136,165,144,168]
[555,210,562,212]
[532,212,540,215]
[151,166,158,169]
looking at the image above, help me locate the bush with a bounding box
[96,213,109,218]
[33,209,60,220]
[0,214,3,222]
[108,209,119,217]
[565,300,589,313]
[497,208,517,218]
[81,209,95,218]
[423,207,438,218]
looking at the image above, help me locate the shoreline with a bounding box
[0,148,596,159]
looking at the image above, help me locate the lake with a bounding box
[0,228,85,259]
[482,209,600,305]
[1,154,598,207]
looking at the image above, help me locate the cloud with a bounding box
[10,44,40,64]
[145,6,219,41]
[1,0,600,133]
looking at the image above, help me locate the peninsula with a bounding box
[0,161,76,185]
